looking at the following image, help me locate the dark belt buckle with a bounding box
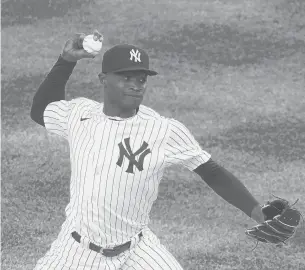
[101,245,126,257]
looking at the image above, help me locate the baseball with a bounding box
[82,34,103,55]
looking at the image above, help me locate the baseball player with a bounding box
[30,30,266,269]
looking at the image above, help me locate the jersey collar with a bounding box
[94,103,139,121]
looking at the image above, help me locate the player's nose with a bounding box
[128,81,142,90]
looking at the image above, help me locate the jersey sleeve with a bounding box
[164,118,211,170]
[43,100,72,139]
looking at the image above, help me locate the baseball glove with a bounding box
[245,195,302,248]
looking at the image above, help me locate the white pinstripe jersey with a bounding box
[43,97,211,247]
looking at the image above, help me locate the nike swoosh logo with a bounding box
[80,117,90,121]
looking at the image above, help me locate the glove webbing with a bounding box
[249,194,303,251]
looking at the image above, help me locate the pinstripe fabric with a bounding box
[34,97,210,269]
[165,118,211,170]
[34,227,183,270]
[122,228,184,270]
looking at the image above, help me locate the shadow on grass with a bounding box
[202,115,305,163]
[1,0,85,27]
[140,22,305,66]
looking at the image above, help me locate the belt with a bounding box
[71,231,143,257]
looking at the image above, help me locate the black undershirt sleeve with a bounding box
[30,55,77,126]
[193,158,259,218]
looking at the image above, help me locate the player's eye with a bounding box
[139,78,147,84]
[122,75,146,83]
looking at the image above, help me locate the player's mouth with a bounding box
[125,93,143,98]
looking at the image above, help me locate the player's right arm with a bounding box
[30,31,102,135]
[30,55,77,128]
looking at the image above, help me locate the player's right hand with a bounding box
[61,30,103,62]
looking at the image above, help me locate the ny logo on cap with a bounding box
[130,49,141,63]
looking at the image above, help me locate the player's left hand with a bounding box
[246,195,302,246]
[250,204,265,223]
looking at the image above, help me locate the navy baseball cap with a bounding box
[102,44,158,76]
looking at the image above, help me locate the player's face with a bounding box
[104,71,148,110]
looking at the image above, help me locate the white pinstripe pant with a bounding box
[33,226,184,270]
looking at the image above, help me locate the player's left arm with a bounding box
[193,159,264,222]
[165,118,264,223]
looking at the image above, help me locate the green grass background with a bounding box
[2,0,305,269]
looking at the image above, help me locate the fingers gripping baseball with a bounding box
[61,30,103,62]
[75,33,87,49]
[92,29,104,42]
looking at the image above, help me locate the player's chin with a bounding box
[122,95,143,107]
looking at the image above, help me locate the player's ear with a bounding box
[98,72,106,84]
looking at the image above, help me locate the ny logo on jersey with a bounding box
[116,138,151,174]
[130,49,141,63]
